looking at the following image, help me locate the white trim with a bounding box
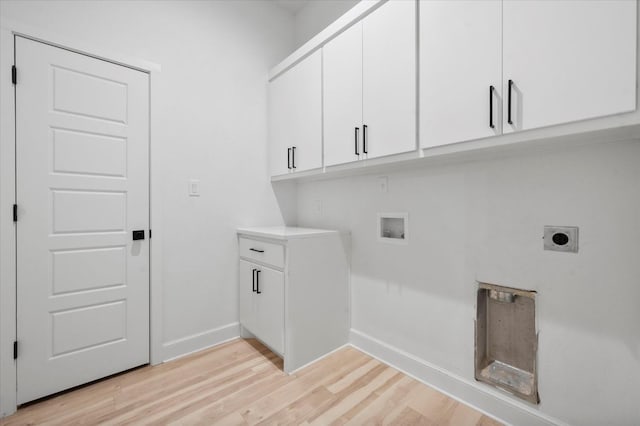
[268,0,385,81]
[0,24,18,419]
[162,323,241,362]
[0,18,161,73]
[349,329,568,426]
[0,20,162,417]
[148,71,163,368]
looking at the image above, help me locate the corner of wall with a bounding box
[272,180,299,226]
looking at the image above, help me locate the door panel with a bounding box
[269,50,322,176]
[16,36,149,404]
[51,190,126,233]
[52,300,126,356]
[52,246,126,294]
[323,22,363,167]
[503,0,637,132]
[52,65,128,123]
[420,0,502,148]
[362,0,416,159]
[52,128,127,177]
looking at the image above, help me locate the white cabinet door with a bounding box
[323,22,363,167]
[269,50,322,176]
[362,0,416,159]
[420,0,502,148]
[254,267,284,355]
[503,0,637,133]
[239,260,256,334]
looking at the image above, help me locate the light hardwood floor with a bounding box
[1,339,502,425]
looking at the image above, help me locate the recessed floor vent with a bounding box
[475,282,539,404]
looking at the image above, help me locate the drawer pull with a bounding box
[249,248,264,253]
[363,124,368,154]
[291,146,297,169]
[489,85,495,129]
[507,79,514,125]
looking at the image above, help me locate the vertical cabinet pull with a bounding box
[256,270,261,294]
[287,148,292,170]
[507,79,514,125]
[354,127,360,156]
[291,146,296,169]
[489,85,495,129]
[252,268,257,292]
[363,124,368,154]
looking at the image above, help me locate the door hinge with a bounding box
[13,204,17,222]
[11,65,17,85]
[13,341,18,360]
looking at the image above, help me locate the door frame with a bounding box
[0,18,163,417]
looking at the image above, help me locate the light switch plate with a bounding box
[378,176,388,193]
[189,179,200,197]
[544,226,578,253]
[313,200,323,216]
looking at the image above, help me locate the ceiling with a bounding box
[271,0,310,14]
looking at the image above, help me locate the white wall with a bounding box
[293,0,360,47]
[296,139,640,425]
[0,0,294,366]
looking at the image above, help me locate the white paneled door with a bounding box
[15,37,150,404]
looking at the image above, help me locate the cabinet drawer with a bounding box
[239,237,284,269]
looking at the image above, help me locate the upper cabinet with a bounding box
[420,0,502,148]
[324,0,416,167]
[268,50,322,177]
[269,0,638,179]
[421,0,637,149]
[502,0,637,133]
[361,0,417,160]
[323,22,363,167]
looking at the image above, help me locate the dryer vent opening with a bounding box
[475,283,539,404]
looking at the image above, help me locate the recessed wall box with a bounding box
[544,226,578,253]
[377,212,408,244]
[475,282,539,404]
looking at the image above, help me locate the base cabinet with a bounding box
[238,227,349,373]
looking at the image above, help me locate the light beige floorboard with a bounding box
[1,338,502,426]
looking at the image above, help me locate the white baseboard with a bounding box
[162,322,240,362]
[349,329,566,426]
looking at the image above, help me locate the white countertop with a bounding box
[237,226,341,240]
